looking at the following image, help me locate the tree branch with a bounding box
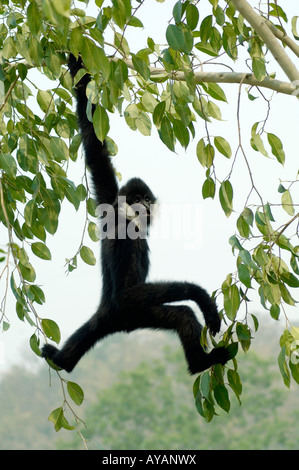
[264,19,299,59]
[231,0,299,84]
[118,58,297,95]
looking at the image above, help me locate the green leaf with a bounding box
[153,101,166,128]
[270,303,280,320]
[18,261,36,282]
[93,105,110,142]
[195,392,205,418]
[226,342,239,360]
[236,323,251,341]
[207,101,222,120]
[241,207,254,226]
[237,215,250,238]
[186,4,199,30]
[37,90,53,114]
[219,180,233,217]
[200,15,212,42]
[81,38,110,78]
[223,284,240,321]
[24,200,37,227]
[29,285,46,305]
[267,133,285,165]
[223,24,237,60]
[48,407,64,432]
[50,137,69,162]
[252,57,266,81]
[202,177,216,199]
[200,371,211,400]
[27,0,42,36]
[290,361,299,385]
[88,221,100,242]
[214,384,230,413]
[76,184,87,202]
[278,345,290,387]
[111,0,131,29]
[136,112,152,136]
[239,249,258,269]
[114,60,128,89]
[281,272,299,288]
[173,119,189,148]
[127,16,143,28]
[41,319,61,344]
[67,381,84,405]
[281,190,294,216]
[30,333,41,356]
[50,0,71,18]
[269,3,287,22]
[166,24,193,54]
[2,321,10,331]
[195,42,218,57]
[39,207,59,235]
[141,91,158,113]
[227,369,242,397]
[238,264,251,288]
[0,153,17,178]
[31,242,52,260]
[173,1,182,24]
[28,37,43,66]
[203,82,227,102]
[158,117,175,152]
[48,407,75,432]
[213,5,225,26]
[214,136,232,158]
[80,245,96,265]
[131,54,150,80]
[291,16,299,40]
[196,139,214,168]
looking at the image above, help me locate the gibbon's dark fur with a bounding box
[41,54,229,374]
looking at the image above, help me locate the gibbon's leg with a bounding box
[121,281,222,336]
[41,307,123,372]
[123,303,228,374]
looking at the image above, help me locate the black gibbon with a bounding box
[41,54,229,374]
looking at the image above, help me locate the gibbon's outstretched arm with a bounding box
[68,54,118,206]
[41,55,229,375]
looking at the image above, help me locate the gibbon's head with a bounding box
[118,178,157,227]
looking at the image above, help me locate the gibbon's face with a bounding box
[118,178,157,226]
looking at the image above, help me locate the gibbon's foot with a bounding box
[41,344,74,373]
[188,347,229,375]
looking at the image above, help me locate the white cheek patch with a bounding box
[118,201,131,219]
[118,202,141,227]
[126,203,137,220]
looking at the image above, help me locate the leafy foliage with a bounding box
[0,0,298,436]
